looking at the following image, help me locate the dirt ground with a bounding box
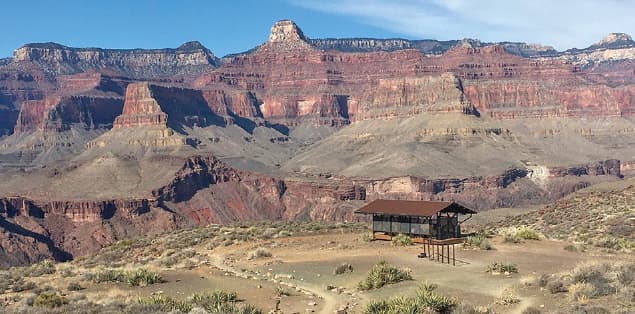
[75,231,630,314]
[5,222,631,314]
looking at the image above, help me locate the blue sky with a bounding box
[2,0,633,58]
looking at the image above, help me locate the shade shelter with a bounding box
[355,200,477,265]
[354,199,476,241]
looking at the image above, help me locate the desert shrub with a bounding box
[361,233,373,242]
[275,286,290,296]
[247,248,272,260]
[486,262,518,274]
[0,272,12,293]
[193,291,259,314]
[416,283,457,313]
[126,269,164,287]
[564,244,578,252]
[496,289,520,305]
[33,291,68,308]
[92,269,126,284]
[615,263,635,286]
[568,282,595,303]
[570,263,612,296]
[138,294,192,312]
[11,278,36,292]
[59,268,75,278]
[464,234,493,250]
[621,286,635,303]
[190,290,237,305]
[91,268,163,287]
[364,299,391,314]
[500,226,541,243]
[20,259,56,277]
[363,282,456,313]
[357,261,412,290]
[391,233,413,246]
[158,255,179,267]
[593,235,634,251]
[277,230,291,237]
[67,282,84,291]
[334,263,354,275]
[547,279,568,294]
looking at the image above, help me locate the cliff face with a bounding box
[1,20,635,267]
[195,25,635,128]
[13,73,128,133]
[310,38,558,57]
[13,41,218,78]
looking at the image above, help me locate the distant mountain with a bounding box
[13,41,219,78]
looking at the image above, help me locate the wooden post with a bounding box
[423,241,427,257]
[436,244,440,262]
[452,244,455,266]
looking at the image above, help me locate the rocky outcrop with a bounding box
[113,82,248,129]
[12,73,129,133]
[361,160,621,210]
[547,159,621,177]
[0,195,177,266]
[113,83,168,128]
[311,38,558,57]
[0,197,152,222]
[15,95,124,133]
[13,41,218,78]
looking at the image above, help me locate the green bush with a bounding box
[137,294,192,313]
[92,269,126,284]
[391,234,413,246]
[363,282,456,313]
[19,259,56,277]
[357,261,412,290]
[487,262,518,274]
[137,290,261,314]
[464,234,493,250]
[126,269,164,287]
[33,291,68,308]
[91,268,163,287]
[500,227,541,243]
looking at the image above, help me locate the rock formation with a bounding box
[13,41,218,78]
[1,19,635,267]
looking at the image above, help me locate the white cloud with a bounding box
[289,0,635,50]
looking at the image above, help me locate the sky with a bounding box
[1,0,633,58]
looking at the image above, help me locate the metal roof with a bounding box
[354,199,476,216]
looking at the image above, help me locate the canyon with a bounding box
[1,20,634,266]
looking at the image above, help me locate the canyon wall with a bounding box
[13,41,218,78]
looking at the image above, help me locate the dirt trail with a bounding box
[210,253,347,314]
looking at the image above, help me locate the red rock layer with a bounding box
[113,83,167,128]
[194,38,635,125]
